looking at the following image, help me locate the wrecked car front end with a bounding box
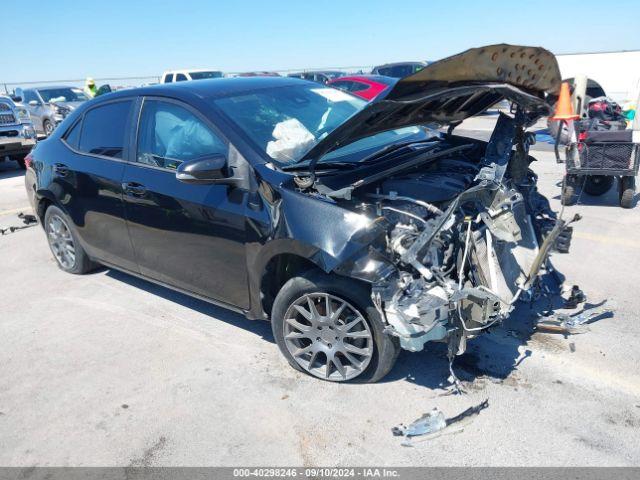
[283,45,575,369]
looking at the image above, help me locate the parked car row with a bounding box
[3,60,425,143]
[161,62,426,79]
[161,62,428,85]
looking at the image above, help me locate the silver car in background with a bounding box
[0,95,36,168]
[15,86,89,137]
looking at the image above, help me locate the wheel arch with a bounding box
[257,251,324,319]
[249,233,398,320]
[35,189,57,225]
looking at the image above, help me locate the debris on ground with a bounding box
[392,399,489,446]
[0,212,38,236]
[536,307,613,335]
[18,212,37,224]
[563,285,586,309]
[392,408,446,438]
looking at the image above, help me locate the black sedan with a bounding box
[25,44,568,383]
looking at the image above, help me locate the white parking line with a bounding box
[0,206,31,218]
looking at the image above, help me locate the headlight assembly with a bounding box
[16,107,31,124]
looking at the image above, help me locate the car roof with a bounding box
[373,61,426,68]
[96,77,310,102]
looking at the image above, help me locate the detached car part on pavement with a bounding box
[25,44,573,383]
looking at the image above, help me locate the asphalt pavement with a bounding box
[1,128,639,466]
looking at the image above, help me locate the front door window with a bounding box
[136,100,227,170]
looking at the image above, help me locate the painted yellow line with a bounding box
[0,207,31,218]
[574,230,640,249]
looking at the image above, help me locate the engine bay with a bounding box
[319,112,576,373]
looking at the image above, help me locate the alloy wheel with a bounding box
[44,121,54,136]
[47,214,76,269]
[283,293,373,381]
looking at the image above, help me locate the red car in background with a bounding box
[327,75,397,101]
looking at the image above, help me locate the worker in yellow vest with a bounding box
[84,78,98,98]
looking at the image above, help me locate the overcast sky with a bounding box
[3,0,640,83]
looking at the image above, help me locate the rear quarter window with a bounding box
[78,101,132,159]
[63,119,82,149]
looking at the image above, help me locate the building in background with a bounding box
[555,50,640,103]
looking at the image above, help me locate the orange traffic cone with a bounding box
[552,82,580,121]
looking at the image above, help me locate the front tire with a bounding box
[271,270,400,383]
[44,205,98,274]
[43,119,54,137]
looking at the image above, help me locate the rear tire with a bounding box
[44,205,98,274]
[271,270,400,383]
[583,175,614,196]
[620,176,636,209]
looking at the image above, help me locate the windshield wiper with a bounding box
[355,138,440,165]
[283,138,439,172]
[282,160,359,172]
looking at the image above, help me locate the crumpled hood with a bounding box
[302,44,561,163]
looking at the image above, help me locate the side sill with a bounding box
[97,260,249,317]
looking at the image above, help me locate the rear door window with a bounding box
[135,99,226,170]
[175,73,188,82]
[348,82,368,92]
[330,80,353,91]
[78,101,133,159]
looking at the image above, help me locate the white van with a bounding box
[161,69,224,83]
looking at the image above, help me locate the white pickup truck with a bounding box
[0,95,36,169]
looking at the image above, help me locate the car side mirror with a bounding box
[28,100,39,106]
[11,96,22,103]
[176,154,235,185]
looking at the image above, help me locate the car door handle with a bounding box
[53,163,68,176]
[122,182,147,197]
